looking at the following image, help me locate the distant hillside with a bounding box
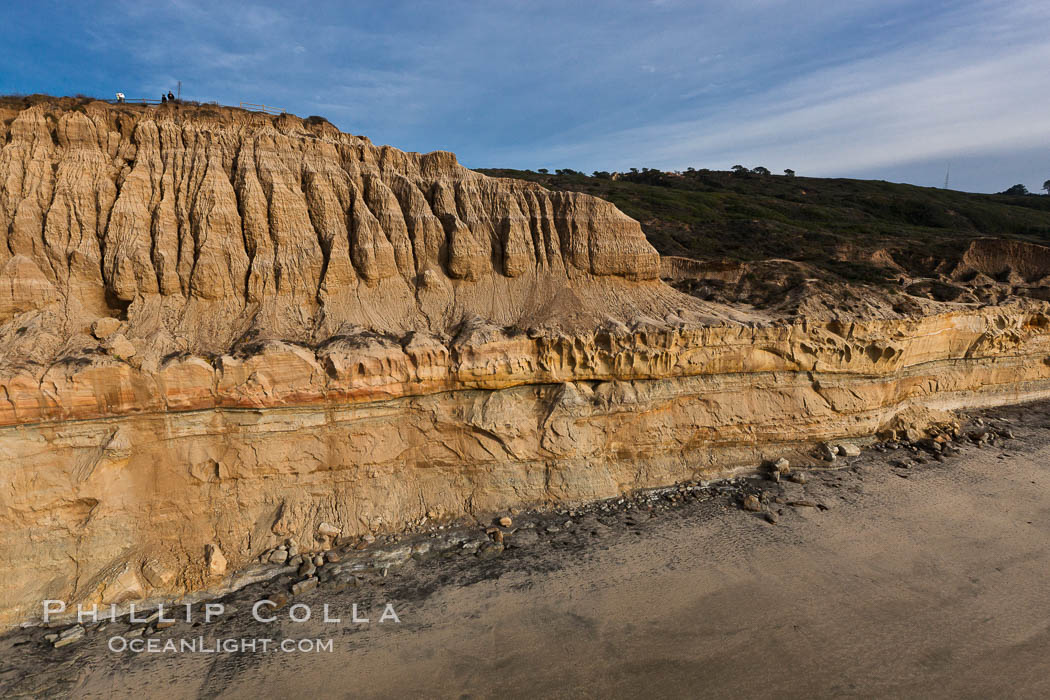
[477,168,1050,285]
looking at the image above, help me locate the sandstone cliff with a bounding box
[2,98,1050,625]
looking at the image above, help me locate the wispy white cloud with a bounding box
[476,0,1050,191]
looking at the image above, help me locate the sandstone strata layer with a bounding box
[1,99,1049,624]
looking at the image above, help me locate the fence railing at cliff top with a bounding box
[239,102,287,115]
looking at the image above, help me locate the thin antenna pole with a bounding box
[944,162,950,190]
[177,81,182,100]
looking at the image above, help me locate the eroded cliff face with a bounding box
[2,99,1050,625]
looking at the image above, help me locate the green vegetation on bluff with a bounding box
[477,168,1050,283]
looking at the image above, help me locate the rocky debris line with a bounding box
[736,414,1025,522]
[4,402,1042,700]
[30,474,766,645]
[33,407,1019,652]
[30,402,1007,659]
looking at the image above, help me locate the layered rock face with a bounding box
[2,99,1050,624]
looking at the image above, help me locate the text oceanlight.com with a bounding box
[108,636,335,653]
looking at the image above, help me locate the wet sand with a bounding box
[4,401,1050,699]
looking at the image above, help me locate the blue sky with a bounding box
[2,0,1048,193]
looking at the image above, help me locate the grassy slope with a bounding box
[477,168,1050,284]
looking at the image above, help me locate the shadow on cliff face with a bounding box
[658,239,1050,319]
